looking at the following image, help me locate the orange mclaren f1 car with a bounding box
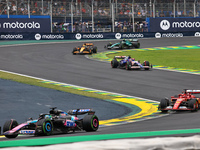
[72,43,97,55]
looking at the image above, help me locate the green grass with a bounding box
[107,49,200,70]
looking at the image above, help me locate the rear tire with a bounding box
[132,42,140,48]
[111,59,118,68]
[83,115,99,132]
[188,99,198,112]
[35,118,53,136]
[3,119,19,138]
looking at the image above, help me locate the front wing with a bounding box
[160,106,193,111]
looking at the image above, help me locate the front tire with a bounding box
[126,61,131,70]
[83,115,99,132]
[72,48,78,55]
[93,46,97,53]
[35,118,53,136]
[3,119,19,138]
[159,99,169,113]
[143,61,150,70]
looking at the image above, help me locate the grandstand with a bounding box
[0,0,199,33]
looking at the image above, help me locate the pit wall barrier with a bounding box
[0,31,200,40]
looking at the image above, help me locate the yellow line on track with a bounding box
[100,98,158,125]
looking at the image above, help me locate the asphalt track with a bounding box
[1,37,200,141]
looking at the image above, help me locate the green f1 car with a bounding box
[104,39,140,50]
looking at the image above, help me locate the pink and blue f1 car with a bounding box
[111,56,152,70]
[3,107,99,138]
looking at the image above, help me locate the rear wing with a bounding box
[186,90,200,94]
[67,109,95,116]
[85,43,94,46]
[114,56,127,59]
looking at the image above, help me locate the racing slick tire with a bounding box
[3,119,19,138]
[126,61,131,70]
[93,46,97,53]
[35,118,53,136]
[188,99,199,112]
[159,99,169,113]
[72,48,78,55]
[134,42,140,48]
[111,59,119,68]
[83,115,99,132]
[119,44,124,49]
[143,61,150,70]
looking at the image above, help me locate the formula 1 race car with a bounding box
[105,39,140,50]
[72,43,97,55]
[158,89,200,113]
[3,107,99,138]
[111,56,152,70]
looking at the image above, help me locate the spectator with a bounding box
[160,10,165,17]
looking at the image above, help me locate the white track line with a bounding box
[0,69,158,103]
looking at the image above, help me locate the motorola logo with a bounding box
[35,33,41,40]
[155,32,161,38]
[75,33,82,40]
[160,20,170,30]
[115,33,121,39]
[195,32,200,37]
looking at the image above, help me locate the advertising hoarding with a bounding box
[0,18,51,33]
[149,18,200,32]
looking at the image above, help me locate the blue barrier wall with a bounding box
[0,32,199,40]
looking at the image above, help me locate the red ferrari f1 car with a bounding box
[158,89,200,113]
[3,107,99,138]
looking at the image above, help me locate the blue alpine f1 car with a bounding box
[111,56,152,70]
[105,39,140,50]
[3,107,99,138]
